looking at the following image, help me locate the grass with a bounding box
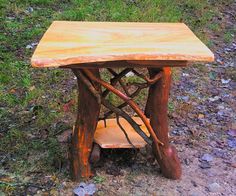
[223,30,234,43]
[93,175,106,184]
[0,0,228,193]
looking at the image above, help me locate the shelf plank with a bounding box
[94,117,150,148]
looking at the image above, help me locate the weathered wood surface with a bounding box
[94,117,150,148]
[148,67,182,179]
[31,21,214,68]
[71,68,101,181]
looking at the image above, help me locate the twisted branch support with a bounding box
[102,68,132,97]
[101,68,162,119]
[77,70,152,145]
[107,68,131,96]
[70,66,181,181]
[100,82,147,120]
[83,69,164,153]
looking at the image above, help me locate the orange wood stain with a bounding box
[31,21,214,67]
[94,117,150,148]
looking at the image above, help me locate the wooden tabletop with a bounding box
[31,21,214,68]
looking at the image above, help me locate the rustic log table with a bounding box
[31,21,214,181]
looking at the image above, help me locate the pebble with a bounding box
[177,95,189,102]
[207,182,222,193]
[221,78,231,84]
[26,42,38,49]
[182,73,190,77]
[201,154,214,162]
[217,110,224,116]
[189,192,203,196]
[199,161,211,169]
[25,6,34,14]
[208,96,220,102]
[228,129,236,137]
[73,182,96,196]
[184,158,190,165]
[27,186,39,194]
[227,138,236,149]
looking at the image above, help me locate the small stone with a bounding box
[217,110,224,116]
[217,105,224,110]
[199,161,211,169]
[228,129,236,137]
[221,78,231,84]
[26,44,33,49]
[189,192,201,196]
[26,42,38,49]
[85,183,96,194]
[28,7,34,12]
[73,182,96,196]
[182,96,189,102]
[191,180,197,187]
[184,158,190,165]
[227,138,236,149]
[207,182,222,193]
[208,96,220,102]
[176,95,189,102]
[27,186,38,194]
[182,73,189,77]
[201,154,214,162]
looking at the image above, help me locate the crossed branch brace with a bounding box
[76,68,164,157]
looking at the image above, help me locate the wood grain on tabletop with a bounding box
[31,21,214,67]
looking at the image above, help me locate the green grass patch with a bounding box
[93,175,106,184]
[224,31,234,43]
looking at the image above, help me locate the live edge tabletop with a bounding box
[31,21,214,67]
[31,21,214,181]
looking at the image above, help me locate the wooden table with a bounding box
[31,21,214,181]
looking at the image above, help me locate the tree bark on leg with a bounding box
[148,67,182,179]
[71,68,101,181]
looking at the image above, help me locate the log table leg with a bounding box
[147,67,182,179]
[71,68,101,181]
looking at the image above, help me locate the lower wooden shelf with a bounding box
[94,117,150,148]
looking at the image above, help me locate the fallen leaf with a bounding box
[63,99,75,112]
[198,114,204,119]
[29,86,35,91]
[9,89,16,93]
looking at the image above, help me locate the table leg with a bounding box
[71,68,101,181]
[147,67,182,179]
